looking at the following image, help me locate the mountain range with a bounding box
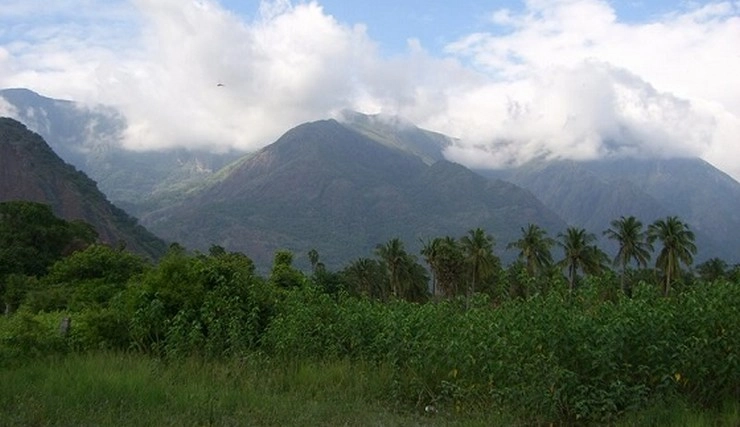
[483,157,740,261]
[0,117,166,259]
[2,88,739,269]
[0,88,242,217]
[142,118,565,268]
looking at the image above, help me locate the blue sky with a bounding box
[221,0,690,55]
[1,1,739,180]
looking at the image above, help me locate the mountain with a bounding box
[143,119,566,269]
[6,88,738,265]
[484,157,740,263]
[0,88,244,216]
[338,110,451,164]
[0,117,167,259]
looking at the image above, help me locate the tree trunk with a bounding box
[621,260,627,295]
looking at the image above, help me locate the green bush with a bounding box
[0,310,70,365]
[256,278,740,423]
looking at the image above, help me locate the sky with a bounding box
[0,0,739,180]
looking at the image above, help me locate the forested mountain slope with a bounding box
[0,118,166,259]
[143,119,565,269]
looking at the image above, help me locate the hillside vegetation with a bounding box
[1,204,738,424]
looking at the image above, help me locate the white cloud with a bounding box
[0,0,739,181]
[94,0,378,151]
[0,95,18,117]
[437,0,740,179]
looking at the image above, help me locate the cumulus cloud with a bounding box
[437,0,740,177]
[92,0,378,151]
[0,0,738,180]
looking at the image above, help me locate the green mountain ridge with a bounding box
[0,117,167,259]
[143,119,566,269]
[0,88,244,216]
[484,157,740,262]
[4,87,740,266]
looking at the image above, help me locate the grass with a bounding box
[0,352,510,426]
[1,352,737,426]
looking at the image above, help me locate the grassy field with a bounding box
[0,352,500,426]
[1,352,738,426]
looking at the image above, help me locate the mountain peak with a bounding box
[337,110,451,165]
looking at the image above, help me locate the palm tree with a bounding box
[343,258,387,300]
[307,248,320,271]
[375,238,407,298]
[507,224,555,277]
[437,236,465,297]
[648,216,697,296]
[398,257,430,302]
[558,227,608,291]
[696,257,728,282]
[421,236,465,298]
[460,228,496,307]
[420,238,442,297]
[603,216,653,294]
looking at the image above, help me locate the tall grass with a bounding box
[2,352,736,426]
[0,352,512,426]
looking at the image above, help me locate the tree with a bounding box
[307,248,321,273]
[507,224,555,278]
[375,238,428,301]
[648,216,697,296]
[27,244,149,312]
[460,228,497,307]
[603,216,652,295]
[269,250,306,289]
[420,238,441,296]
[398,257,430,302]
[557,227,608,292]
[0,201,97,279]
[421,236,464,298]
[696,258,728,282]
[375,238,407,298]
[342,258,388,300]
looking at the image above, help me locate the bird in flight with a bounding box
[217,83,224,87]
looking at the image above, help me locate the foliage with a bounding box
[506,223,555,278]
[696,257,728,282]
[268,249,307,289]
[23,244,148,313]
[0,201,97,280]
[460,228,498,307]
[2,219,739,423]
[341,258,388,300]
[375,238,428,302]
[648,216,697,296]
[258,278,740,423]
[603,216,652,295]
[558,227,609,291]
[421,236,465,298]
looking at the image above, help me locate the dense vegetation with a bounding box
[1,201,739,424]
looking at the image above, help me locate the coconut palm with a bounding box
[343,257,387,300]
[420,238,442,296]
[421,236,465,297]
[648,216,697,296]
[558,227,608,291]
[603,216,653,294]
[460,228,496,306]
[507,224,555,277]
[375,237,408,298]
[696,257,728,282]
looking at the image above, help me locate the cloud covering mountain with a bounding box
[1,0,738,180]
